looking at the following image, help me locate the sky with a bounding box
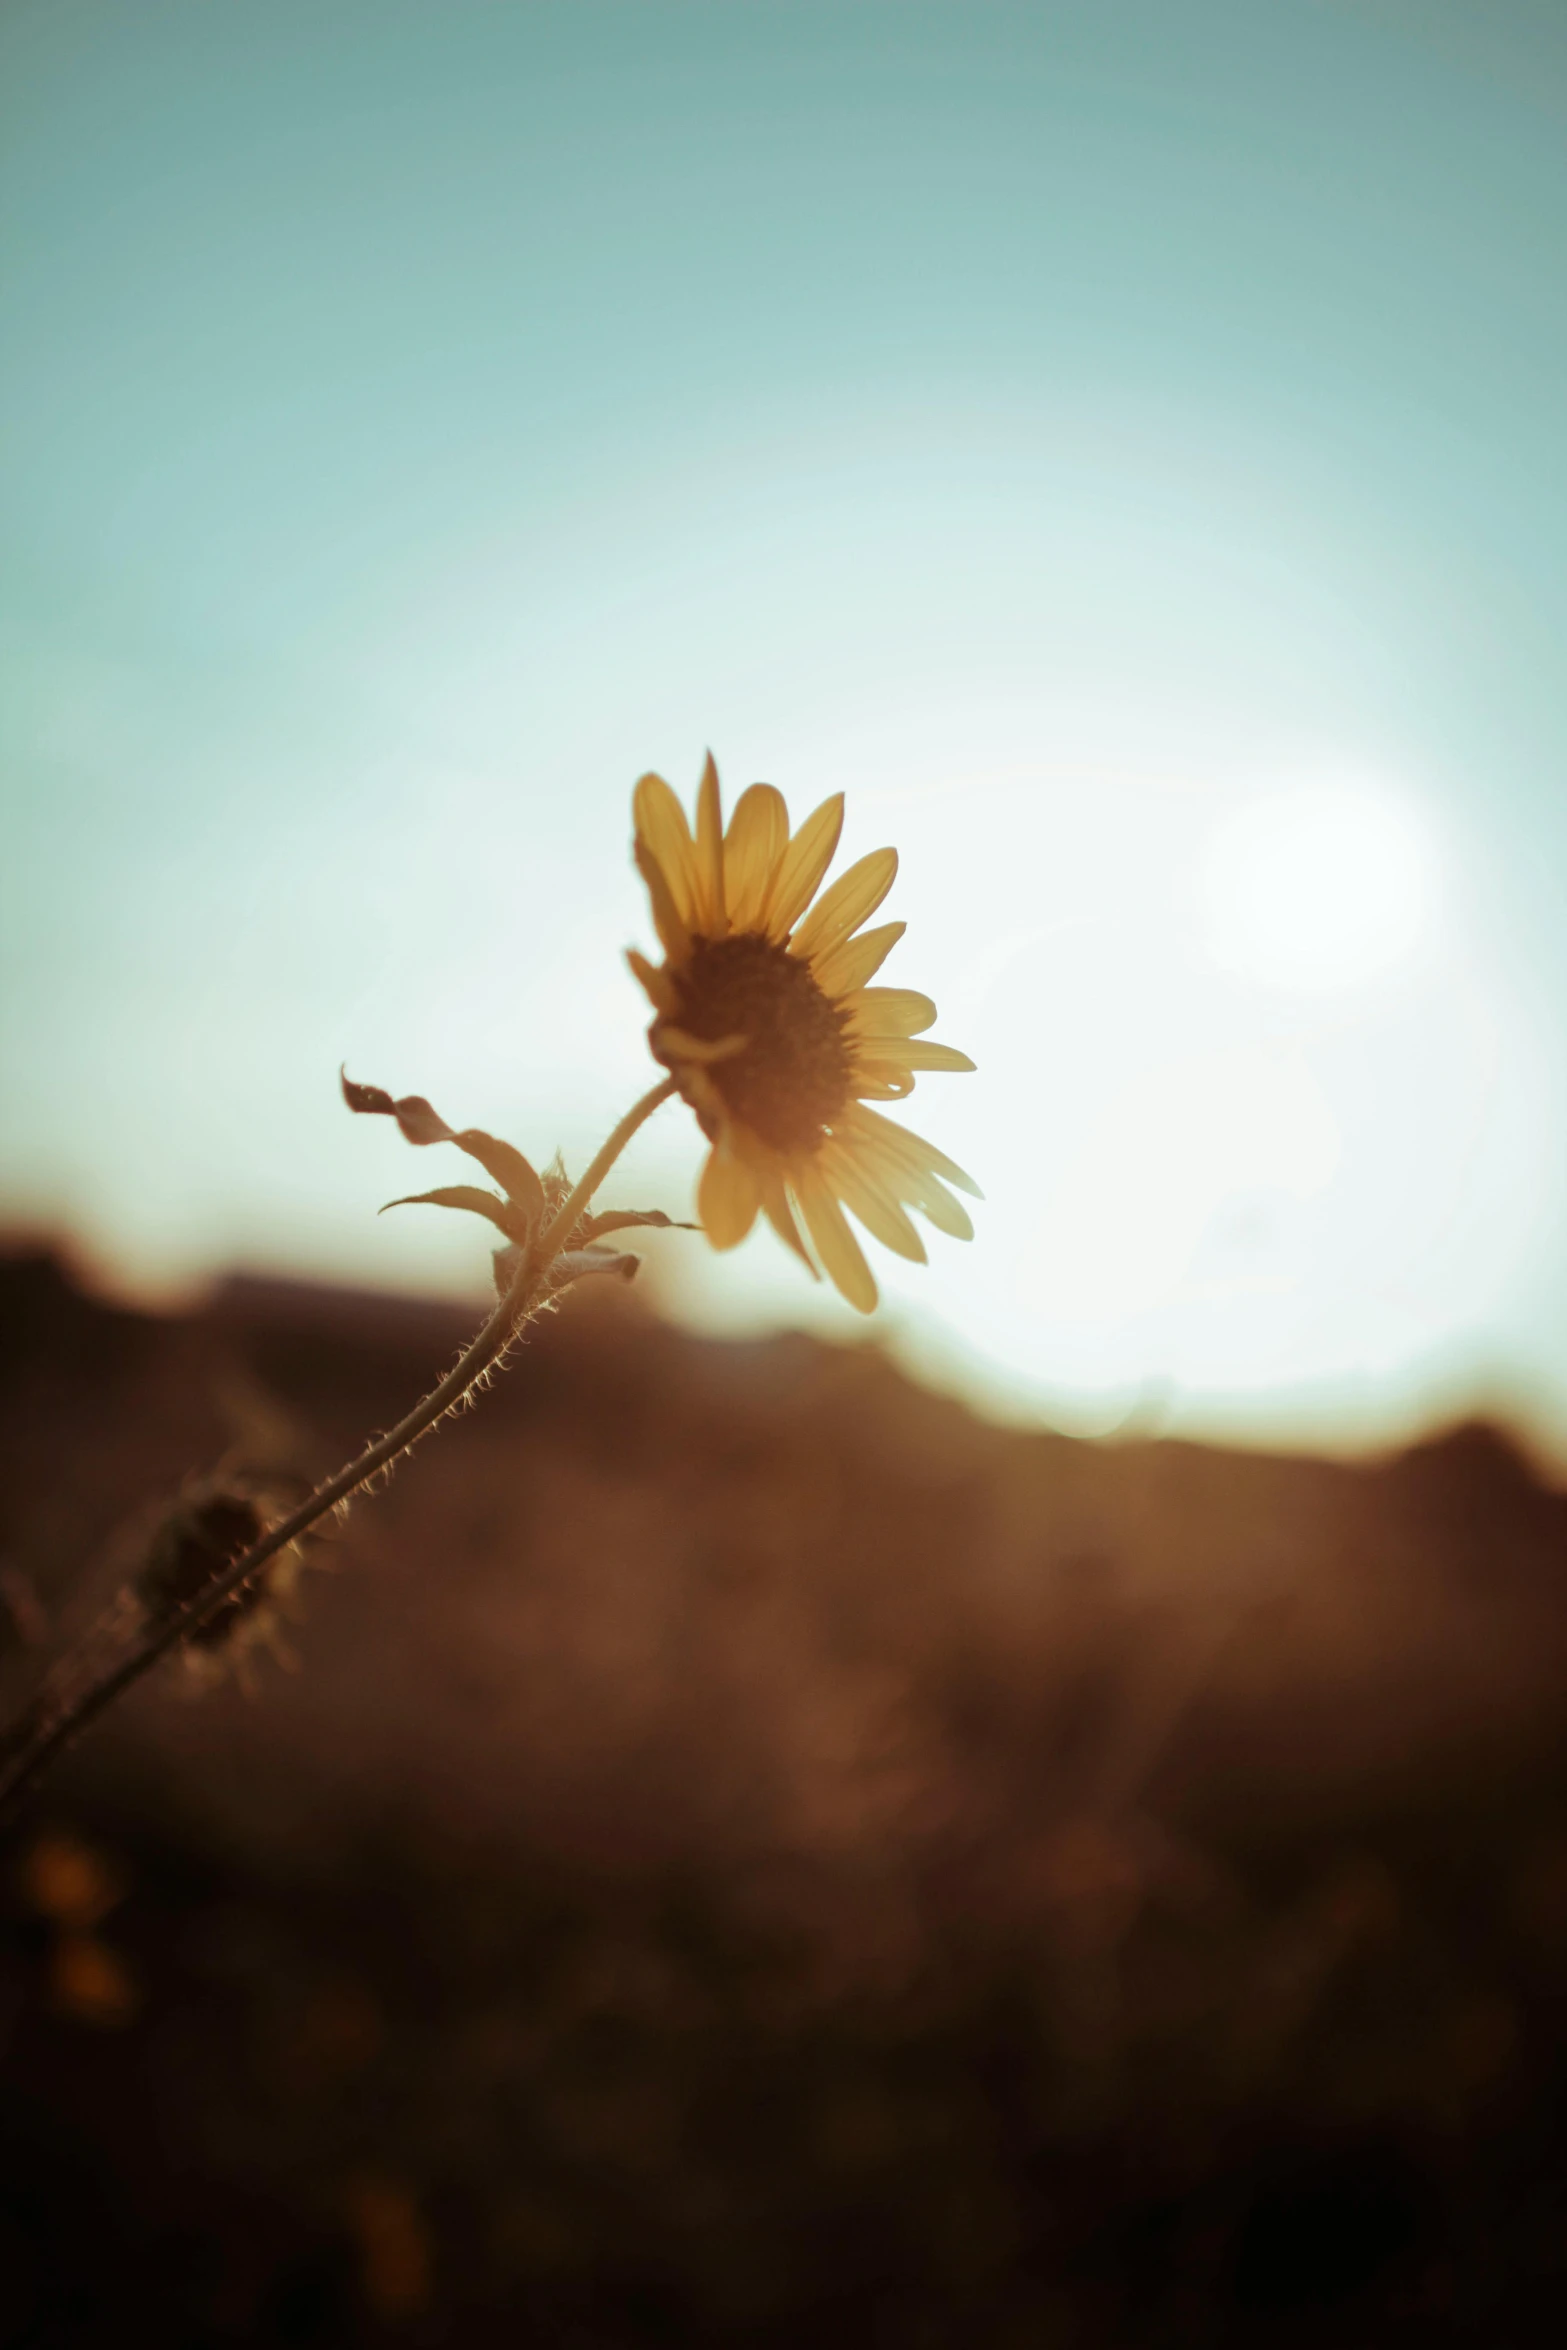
[4,0,1567,1455]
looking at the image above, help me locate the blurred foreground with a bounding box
[3,1246,1567,2344]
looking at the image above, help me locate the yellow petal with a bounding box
[790,846,899,964]
[839,1102,983,1198]
[840,1125,976,1239]
[844,987,938,1037]
[698,1145,761,1249]
[633,773,699,926]
[626,948,678,1015]
[693,752,726,935]
[857,1039,976,1074]
[654,1024,747,1064]
[793,1166,878,1313]
[900,1168,975,1241]
[762,794,845,941]
[820,1146,927,1263]
[813,921,905,998]
[758,1163,816,1270]
[724,784,790,931]
[854,1073,916,1099]
[634,840,690,961]
[673,1060,724,1130]
[845,982,944,1038]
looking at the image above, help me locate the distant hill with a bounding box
[3,1243,1567,2345]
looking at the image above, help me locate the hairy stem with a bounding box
[0,1074,677,1823]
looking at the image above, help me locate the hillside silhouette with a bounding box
[3,1245,1567,2344]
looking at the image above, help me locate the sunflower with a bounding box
[628,755,979,1312]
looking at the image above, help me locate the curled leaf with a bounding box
[551,1247,641,1286]
[340,1073,401,1119]
[379,1186,529,1243]
[581,1208,700,1241]
[341,1069,546,1229]
[369,1089,450,1146]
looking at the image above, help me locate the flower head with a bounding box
[629,755,978,1311]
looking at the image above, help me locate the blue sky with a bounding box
[4,1,1567,1450]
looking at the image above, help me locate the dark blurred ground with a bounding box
[3,1244,1567,2346]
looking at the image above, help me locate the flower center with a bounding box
[669,933,852,1155]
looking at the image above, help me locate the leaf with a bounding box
[551,1246,641,1286]
[581,1208,700,1240]
[341,1068,545,1228]
[340,1072,401,1118]
[378,1186,529,1242]
[377,1091,452,1146]
[449,1131,546,1228]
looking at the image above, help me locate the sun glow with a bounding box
[1199,781,1442,996]
[779,739,1545,1441]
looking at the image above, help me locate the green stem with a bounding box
[538,1075,677,1258]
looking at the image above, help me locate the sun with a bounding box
[1199,780,1442,995]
